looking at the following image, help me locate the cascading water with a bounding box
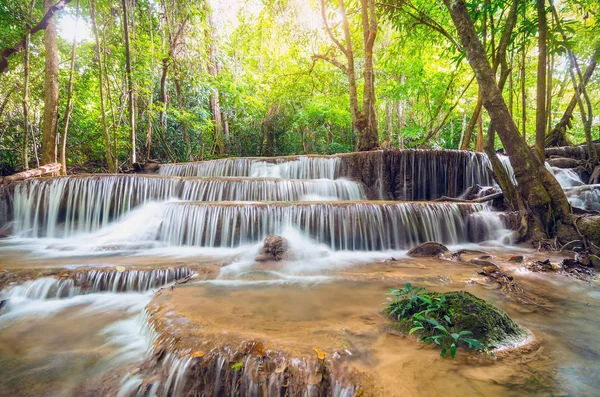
[0,268,193,303]
[382,150,496,200]
[497,154,600,210]
[0,149,516,396]
[159,156,342,179]
[158,201,503,250]
[10,175,364,237]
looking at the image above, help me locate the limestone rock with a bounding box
[255,235,291,262]
[407,242,448,257]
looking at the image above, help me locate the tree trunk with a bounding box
[535,0,547,162]
[21,0,36,171]
[121,0,136,166]
[475,107,483,152]
[444,0,571,234]
[461,97,482,150]
[0,0,72,74]
[41,0,59,165]
[546,53,553,135]
[358,0,378,151]
[59,0,79,176]
[90,0,116,173]
[546,45,599,147]
[205,5,224,155]
[1,163,61,184]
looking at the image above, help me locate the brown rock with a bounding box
[255,235,291,262]
[508,255,525,263]
[470,259,497,267]
[407,242,449,257]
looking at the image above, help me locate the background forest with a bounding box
[0,0,598,174]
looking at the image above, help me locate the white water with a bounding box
[159,156,342,179]
[496,154,600,211]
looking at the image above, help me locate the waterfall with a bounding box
[159,156,342,179]
[11,175,364,237]
[0,268,193,302]
[394,150,496,200]
[159,202,502,250]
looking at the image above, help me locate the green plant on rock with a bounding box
[384,284,508,359]
[410,313,492,359]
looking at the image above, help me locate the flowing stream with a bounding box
[0,150,598,396]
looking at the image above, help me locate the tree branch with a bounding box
[0,0,73,73]
[320,0,348,57]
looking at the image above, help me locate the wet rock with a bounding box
[560,258,594,278]
[255,235,291,262]
[470,259,497,267]
[546,158,581,169]
[526,259,556,272]
[508,255,525,263]
[407,242,448,257]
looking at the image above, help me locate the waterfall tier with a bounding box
[159,201,502,250]
[156,150,496,200]
[11,175,364,237]
[0,268,193,300]
[159,156,341,179]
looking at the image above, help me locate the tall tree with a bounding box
[443,0,570,236]
[60,0,80,175]
[90,0,116,172]
[122,0,136,166]
[205,4,224,155]
[315,0,378,151]
[22,0,36,170]
[535,0,547,161]
[41,0,59,165]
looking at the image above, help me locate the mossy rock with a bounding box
[441,291,524,346]
[390,290,525,348]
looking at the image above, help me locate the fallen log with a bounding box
[1,163,61,184]
[434,191,504,203]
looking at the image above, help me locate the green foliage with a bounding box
[0,0,599,174]
[384,284,509,359]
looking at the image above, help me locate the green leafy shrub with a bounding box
[384,284,524,359]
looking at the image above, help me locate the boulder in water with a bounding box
[407,242,448,257]
[255,235,291,262]
[388,290,525,348]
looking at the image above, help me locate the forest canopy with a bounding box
[0,0,598,174]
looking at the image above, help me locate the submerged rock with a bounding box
[255,235,291,262]
[407,242,448,257]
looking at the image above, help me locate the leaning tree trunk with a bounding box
[545,44,599,147]
[444,0,571,236]
[41,0,59,165]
